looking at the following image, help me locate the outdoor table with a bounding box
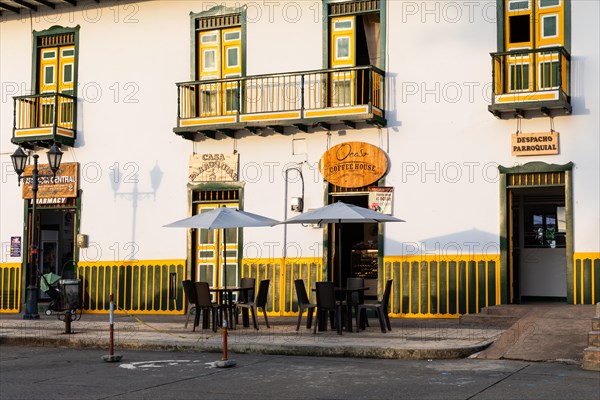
[335,287,368,332]
[313,286,369,332]
[209,287,252,329]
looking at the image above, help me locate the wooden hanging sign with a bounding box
[319,142,388,188]
[512,131,559,156]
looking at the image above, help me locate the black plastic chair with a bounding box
[347,277,365,329]
[357,279,393,333]
[294,279,317,331]
[194,281,222,332]
[235,277,256,326]
[236,279,270,330]
[314,281,343,335]
[182,280,197,329]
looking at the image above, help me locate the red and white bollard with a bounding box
[101,294,122,363]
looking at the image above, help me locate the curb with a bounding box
[0,335,494,360]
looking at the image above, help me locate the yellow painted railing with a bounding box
[240,257,324,317]
[384,255,501,318]
[0,263,22,313]
[573,253,600,305]
[77,260,185,314]
[5,253,597,316]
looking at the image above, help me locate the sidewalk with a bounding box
[0,312,502,360]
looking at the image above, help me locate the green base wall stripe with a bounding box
[572,254,600,305]
[385,255,501,317]
[35,253,600,316]
[77,261,185,314]
[0,263,22,313]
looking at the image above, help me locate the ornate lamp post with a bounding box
[11,144,63,319]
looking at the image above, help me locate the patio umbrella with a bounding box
[279,201,405,284]
[164,206,278,367]
[164,207,279,289]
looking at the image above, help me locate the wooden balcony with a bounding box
[12,93,76,148]
[489,47,571,119]
[173,65,386,139]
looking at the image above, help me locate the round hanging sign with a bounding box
[319,142,389,188]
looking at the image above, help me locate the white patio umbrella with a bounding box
[164,206,278,367]
[164,207,279,288]
[279,201,405,284]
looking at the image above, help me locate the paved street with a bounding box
[1,345,598,400]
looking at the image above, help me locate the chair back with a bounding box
[255,279,270,308]
[346,277,365,304]
[239,277,255,303]
[294,279,311,305]
[195,281,213,308]
[315,281,336,309]
[182,280,197,305]
[381,279,393,312]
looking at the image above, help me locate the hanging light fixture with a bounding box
[10,146,28,180]
[47,143,63,176]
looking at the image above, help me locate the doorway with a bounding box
[329,194,378,293]
[31,208,76,298]
[510,187,567,302]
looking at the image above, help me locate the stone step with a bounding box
[588,331,600,347]
[482,305,530,317]
[592,317,600,331]
[459,314,521,328]
[582,347,600,371]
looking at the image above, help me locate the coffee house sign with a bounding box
[319,142,388,188]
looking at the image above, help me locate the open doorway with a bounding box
[33,208,76,298]
[510,187,567,303]
[329,195,378,295]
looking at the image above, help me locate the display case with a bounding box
[351,248,378,279]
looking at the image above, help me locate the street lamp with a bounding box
[11,143,63,319]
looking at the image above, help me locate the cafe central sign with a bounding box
[319,142,388,188]
[22,162,79,204]
[512,131,559,156]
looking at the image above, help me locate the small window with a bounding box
[63,64,73,84]
[542,15,558,38]
[224,31,240,41]
[201,33,218,44]
[42,50,56,59]
[225,88,239,112]
[509,15,530,43]
[524,212,565,248]
[336,37,350,59]
[203,49,217,71]
[226,47,239,68]
[44,65,55,85]
[539,0,560,8]
[508,0,530,11]
[540,61,560,89]
[334,20,353,30]
[201,90,217,114]
[333,79,352,106]
[510,64,530,91]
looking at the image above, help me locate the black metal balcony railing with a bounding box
[12,92,77,147]
[174,65,385,137]
[489,46,571,118]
